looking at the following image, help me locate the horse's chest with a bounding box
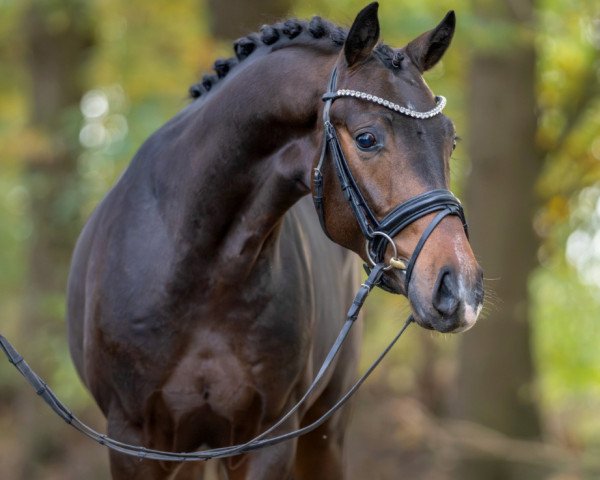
[160,329,255,421]
[158,301,310,430]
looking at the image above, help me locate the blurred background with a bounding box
[0,0,599,478]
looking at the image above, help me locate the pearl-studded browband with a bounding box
[322,89,446,119]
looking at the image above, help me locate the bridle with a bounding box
[313,66,468,291]
[0,64,469,462]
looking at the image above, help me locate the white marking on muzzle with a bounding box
[453,302,482,333]
[451,236,482,332]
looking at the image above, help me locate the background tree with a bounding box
[207,0,292,39]
[452,0,544,478]
[13,2,94,479]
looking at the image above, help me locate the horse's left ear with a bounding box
[344,2,380,67]
[405,11,456,73]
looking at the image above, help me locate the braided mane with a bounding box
[189,16,396,99]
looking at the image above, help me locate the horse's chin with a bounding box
[411,312,450,332]
[409,300,481,333]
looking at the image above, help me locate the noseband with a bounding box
[313,67,468,292]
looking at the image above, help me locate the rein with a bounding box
[0,264,411,461]
[0,64,468,462]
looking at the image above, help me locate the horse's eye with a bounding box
[355,132,377,150]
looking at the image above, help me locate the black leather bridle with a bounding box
[313,67,468,291]
[0,65,470,463]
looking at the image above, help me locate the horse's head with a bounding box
[313,3,484,333]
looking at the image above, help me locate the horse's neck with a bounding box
[146,49,334,283]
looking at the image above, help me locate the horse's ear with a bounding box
[405,11,455,73]
[344,2,380,67]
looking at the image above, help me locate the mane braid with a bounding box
[188,15,395,99]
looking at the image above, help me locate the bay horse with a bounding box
[67,3,484,479]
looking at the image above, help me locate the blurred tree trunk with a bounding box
[452,0,547,478]
[207,0,293,40]
[16,2,93,478]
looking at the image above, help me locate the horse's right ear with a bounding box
[344,2,380,67]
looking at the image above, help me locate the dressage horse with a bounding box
[67,3,484,478]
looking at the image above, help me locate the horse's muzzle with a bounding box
[409,264,484,333]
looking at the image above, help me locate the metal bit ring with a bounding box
[366,231,402,272]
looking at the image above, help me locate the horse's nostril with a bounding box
[433,269,459,317]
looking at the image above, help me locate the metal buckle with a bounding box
[365,231,405,272]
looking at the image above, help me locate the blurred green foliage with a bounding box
[0,0,599,477]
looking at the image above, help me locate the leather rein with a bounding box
[0,65,468,462]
